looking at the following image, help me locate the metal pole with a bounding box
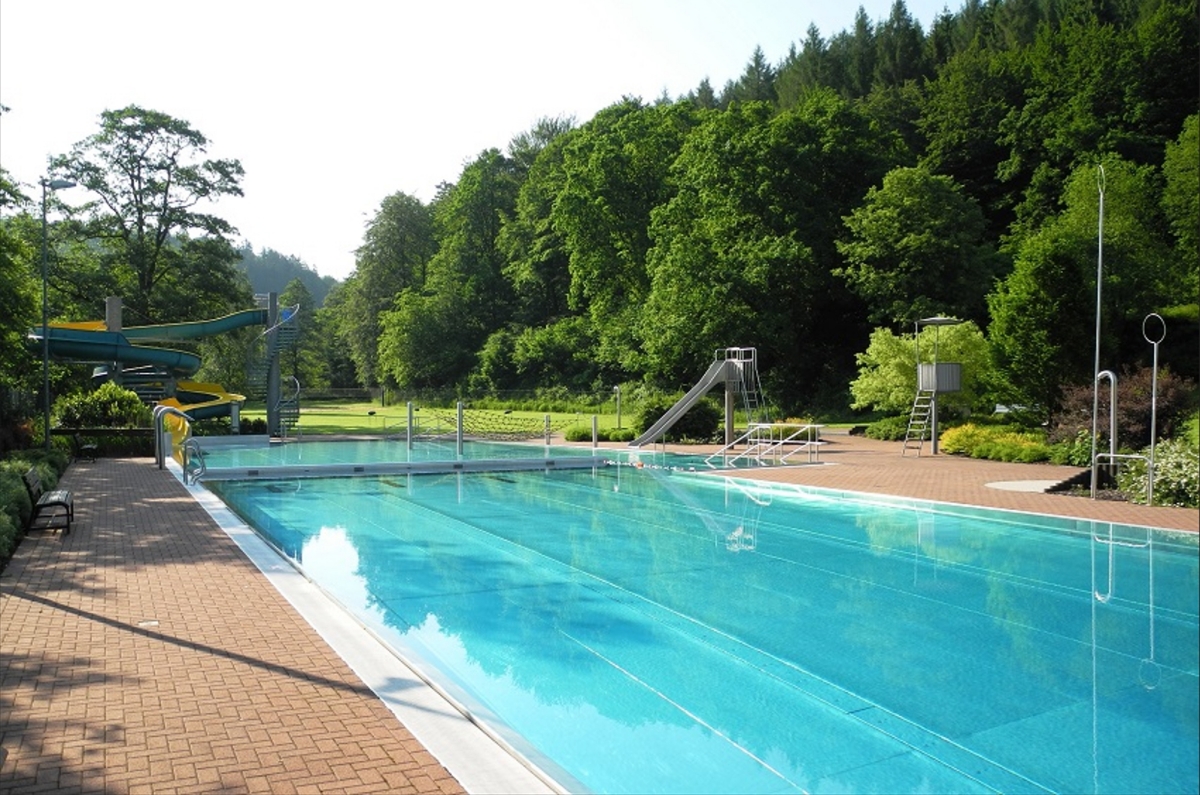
[1092,371,1118,499]
[1149,351,1158,505]
[407,401,414,451]
[1090,165,1106,494]
[38,178,76,450]
[931,325,940,455]
[40,181,50,451]
[456,401,464,457]
[1143,314,1166,505]
[266,293,280,435]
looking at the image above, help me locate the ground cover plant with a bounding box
[0,449,70,571]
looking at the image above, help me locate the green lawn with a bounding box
[240,400,621,437]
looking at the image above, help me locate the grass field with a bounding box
[239,400,622,437]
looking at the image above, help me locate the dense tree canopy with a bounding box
[0,170,37,400]
[50,105,248,323]
[2,0,1195,431]
[319,0,1194,417]
[988,155,1179,413]
[836,165,1002,325]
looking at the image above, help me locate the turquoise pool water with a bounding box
[208,449,1199,794]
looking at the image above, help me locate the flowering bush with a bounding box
[939,423,1054,462]
[1118,438,1200,508]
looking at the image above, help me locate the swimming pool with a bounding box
[207,448,1198,794]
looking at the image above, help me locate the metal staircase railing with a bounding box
[902,389,935,457]
[722,347,767,426]
[277,376,301,438]
[183,437,206,485]
[705,423,823,468]
[245,302,302,434]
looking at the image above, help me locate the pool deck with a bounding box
[2,434,1196,795]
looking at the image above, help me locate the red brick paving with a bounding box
[714,433,1198,532]
[1,457,465,795]
[1,436,1194,795]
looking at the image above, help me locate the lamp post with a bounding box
[41,177,76,450]
[613,385,621,429]
[1090,165,1105,494]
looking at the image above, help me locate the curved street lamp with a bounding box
[41,177,76,450]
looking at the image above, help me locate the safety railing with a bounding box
[1092,452,1148,501]
[705,423,823,468]
[153,405,194,470]
[182,438,206,485]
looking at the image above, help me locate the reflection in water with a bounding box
[211,467,1199,795]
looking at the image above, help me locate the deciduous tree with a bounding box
[51,106,246,322]
[836,166,1003,325]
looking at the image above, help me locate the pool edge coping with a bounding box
[166,458,570,795]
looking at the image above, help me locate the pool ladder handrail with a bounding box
[153,405,194,470]
[705,423,823,468]
[183,438,207,485]
[1092,521,1149,603]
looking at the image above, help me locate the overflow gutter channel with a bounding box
[194,455,613,482]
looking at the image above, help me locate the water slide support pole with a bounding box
[407,401,414,450]
[457,401,464,457]
[266,293,281,436]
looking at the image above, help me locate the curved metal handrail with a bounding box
[1090,370,1118,497]
[182,437,206,485]
[153,405,194,470]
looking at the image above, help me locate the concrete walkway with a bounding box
[2,437,1195,794]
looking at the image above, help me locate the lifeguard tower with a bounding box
[902,316,962,456]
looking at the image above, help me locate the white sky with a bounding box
[1,0,951,281]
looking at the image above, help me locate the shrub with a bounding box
[1182,411,1200,448]
[939,423,1053,462]
[0,464,33,529]
[1051,365,1196,447]
[865,415,909,441]
[0,453,71,573]
[241,418,269,435]
[609,427,636,442]
[1049,429,1095,467]
[55,382,152,428]
[0,511,18,567]
[1118,438,1200,508]
[564,425,594,442]
[635,399,721,443]
[563,425,638,443]
[938,423,987,454]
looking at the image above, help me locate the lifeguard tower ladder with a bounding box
[902,317,963,456]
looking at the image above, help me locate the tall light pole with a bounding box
[1089,165,1105,495]
[41,177,76,451]
[613,385,621,429]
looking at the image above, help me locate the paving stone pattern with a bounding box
[2,437,1195,794]
[1,458,464,795]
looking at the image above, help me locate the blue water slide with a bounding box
[33,308,273,422]
[119,309,270,342]
[36,327,202,376]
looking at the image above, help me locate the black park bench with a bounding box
[73,433,98,462]
[22,468,73,535]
